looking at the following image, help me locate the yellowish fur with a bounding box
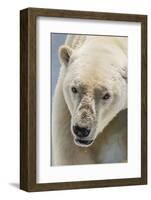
[52,35,127,165]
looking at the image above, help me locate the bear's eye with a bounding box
[102,93,111,100]
[71,87,78,94]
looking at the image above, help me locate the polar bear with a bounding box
[52,34,127,166]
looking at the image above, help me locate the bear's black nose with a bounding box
[73,125,90,138]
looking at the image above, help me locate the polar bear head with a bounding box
[59,38,127,147]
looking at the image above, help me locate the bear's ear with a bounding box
[59,45,72,67]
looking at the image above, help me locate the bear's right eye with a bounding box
[102,92,111,100]
[71,87,78,94]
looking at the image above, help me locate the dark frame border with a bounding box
[20,7,147,192]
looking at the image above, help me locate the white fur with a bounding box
[52,35,127,165]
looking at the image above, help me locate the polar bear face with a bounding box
[59,42,127,147]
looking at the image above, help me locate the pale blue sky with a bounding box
[51,33,67,96]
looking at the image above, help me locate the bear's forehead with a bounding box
[66,61,114,91]
[69,59,113,82]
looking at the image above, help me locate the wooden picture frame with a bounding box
[20,7,147,192]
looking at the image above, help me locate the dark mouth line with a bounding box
[75,138,93,145]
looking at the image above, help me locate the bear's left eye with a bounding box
[102,93,111,100]
[71,87,78,94]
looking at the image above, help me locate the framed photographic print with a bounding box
[20,8,147,191]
